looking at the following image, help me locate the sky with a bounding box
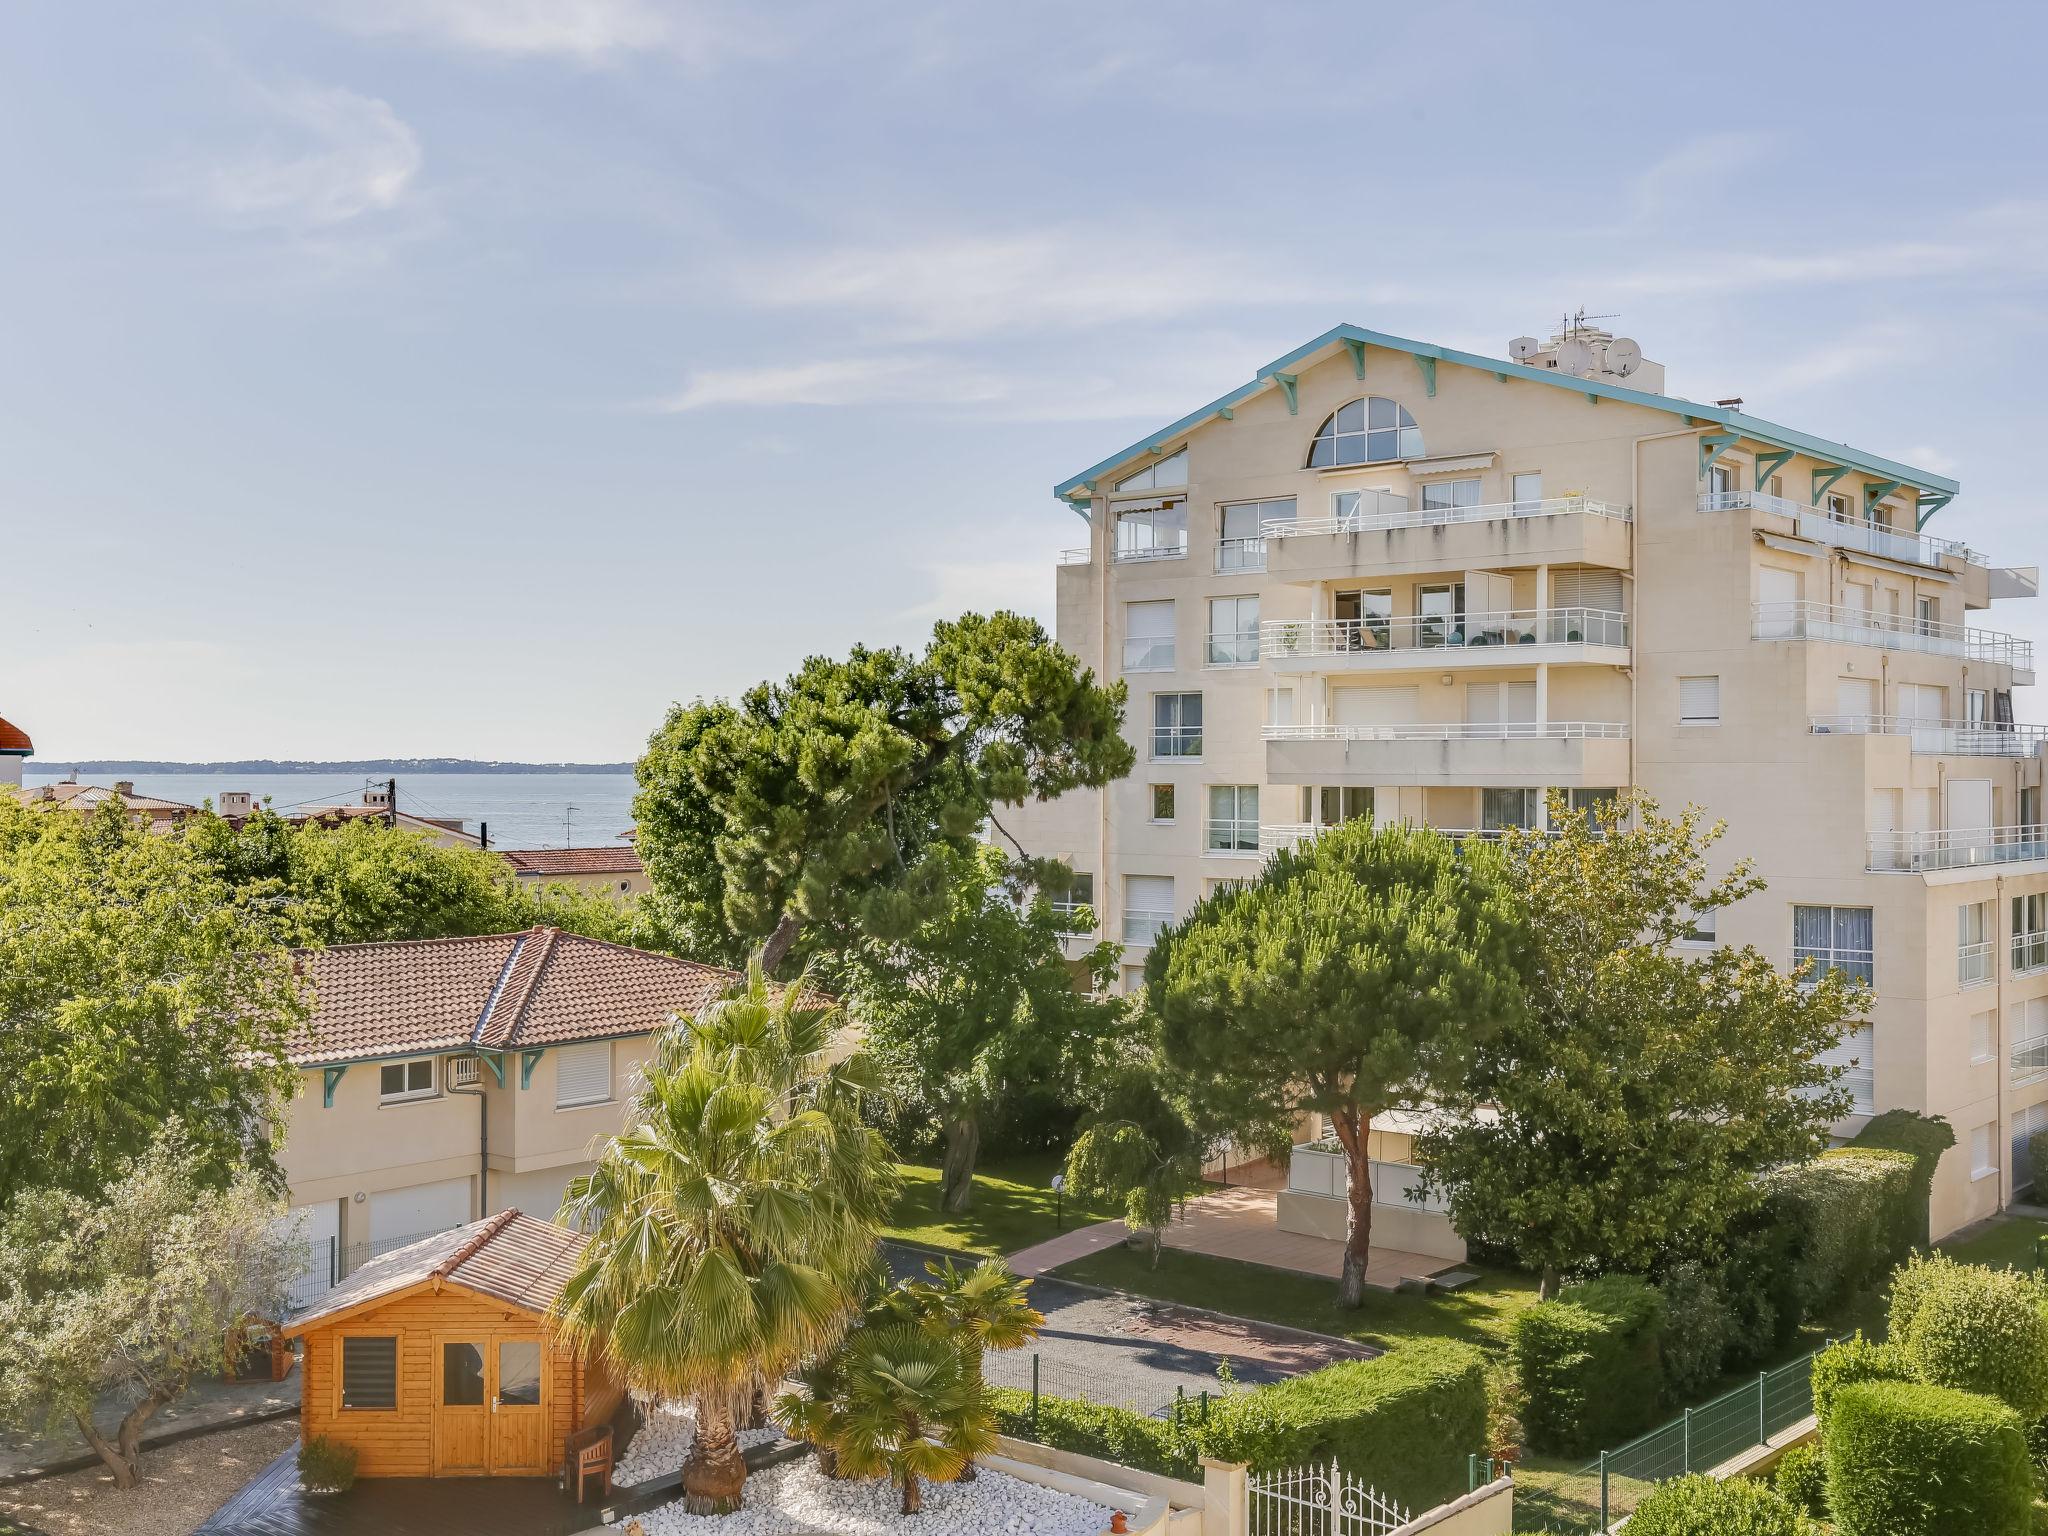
[5,0,2048,762]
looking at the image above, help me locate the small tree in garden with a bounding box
[1418,793,1860,1297]
[806,1324,995,1515]
[900,1257,1042,1479]
[1149,822,1529,1307]
[0,1129,299,1488]
[1064,1053,1219,1266]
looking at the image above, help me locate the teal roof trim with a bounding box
[1052,322,1961,505]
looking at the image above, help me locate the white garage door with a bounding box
[280,1200,341,1303]
[1333,687,1419,729]
[370,1177,472,1249]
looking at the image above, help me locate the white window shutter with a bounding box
[1679,676,1720,723]
[554,1041,612,1108]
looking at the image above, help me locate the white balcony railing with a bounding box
[1810,716,2048,757]
[1204,817,1262,855]
[1121,909,1171,946]
[1265,494,1629,539]
[1206,630,1260,667]
[1123,637,1174,672]
[1868,825,2048,873]
[1059,546,1090,565]
[1700,490,1986,567]
[1960,940,1995,988]
[1286,1144,1450,1212]
[1215,537,1266,572]
[1262,608,1627,659]
[2014,1037,2048,1087]
[1264,720,1630,743]
[1150,726,1203,759]
[1755,602,2033,672]
[1049,900,1094,935]
[2015,932,2048,975]
[1260,822,1542,853]
[1113,541,1187,564]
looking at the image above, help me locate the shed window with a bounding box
[554,1041,612,1109]
[341,1336,398,1410]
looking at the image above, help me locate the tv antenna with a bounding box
[1559,307,1619,338]
[563,805,579,848]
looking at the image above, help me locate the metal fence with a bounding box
[283,1224,467,1312]
[993,1349,1224,1424]
[1249,1461,1409,1536]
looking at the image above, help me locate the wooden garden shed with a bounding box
[281,1210,618,1478]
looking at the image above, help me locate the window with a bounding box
[1114,504,1187,562]
[1123,600,1175,671]
[1972,1011,1996,1066]
[1332,588,1393,651]
[2014,997,2048,1085]
[442,1342,486,1407]
[1482,788,1538,832]
[1205,786,1260,854]
[2015,893,2048,973]
[1680,909,1716,947]
[1115,448,1186,492]
[554,1041,612,1109]
[497,1341,542,1406]
[1818,1024,1876,1114]
[1960,901,1994,989]
[1150,784,1176,822]
[1968,689,1990,726]
[1916,596,1938,635]
[1217,498,1292,571]
[1417,583,1464,647]
[1679,676,1720,725]
[1305,396,1423,468]
[1568,787,1620,818]
[1122,875,1173,946]
[1049,871,1093,933]
[1511,472,1544,513]
[1972,1122,1998,1180]
[1207,596,1260,666]
[1152,693,1202,759]
[1419,478,1482,516]
[1120,964,1147,995]
[1825,491,1853,522]
[1707,463,1734,497]
[1793,905,1875,988]
[379,1058,436,1103]
[1301,786,1372,827]
[341,1336,398,1411]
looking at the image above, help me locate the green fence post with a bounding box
[1682,1405,1692,1473]
[1031,1353,1040,1434]
[1758,1371,1768,1446]
[1599,1449,1609,1529]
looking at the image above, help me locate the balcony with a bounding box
[1260,822,1532,854]
[2014,1037,2048,1087]
[1702,490,1986,569]
[1264,494,1632,584]
[1867,825,2048,874]
[2015,931,2048,975]
[1215,536,1266,573]
[1059,546,1090,565]
[1261,609,1628,673]
[1265,721,1631,788]
[1754,602,2034,681]
[1809,715,2048,758]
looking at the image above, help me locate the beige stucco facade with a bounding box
[1020,324,2044,1242]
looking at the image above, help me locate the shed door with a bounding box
[489,1338,549,1475]
[434,1338,489,1476]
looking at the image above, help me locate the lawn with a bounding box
[882,1154,1124,1257]
[1940,1212,2048,1271]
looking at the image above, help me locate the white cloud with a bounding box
[1756,322,1925,394]
[198,83,421,231]
[654,355,1010,412]
[326,0,736,64]
[895,559,1055,628]
[1632,131,1773,218]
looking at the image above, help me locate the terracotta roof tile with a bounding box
[0,717,30,753]
[22,782,198,815]
[498,847,645,877]
[287,927,740,1066]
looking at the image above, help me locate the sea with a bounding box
[20,769,640,851]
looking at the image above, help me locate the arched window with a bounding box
[1306,397,1423,468]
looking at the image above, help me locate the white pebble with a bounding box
[613,1399,784,1488]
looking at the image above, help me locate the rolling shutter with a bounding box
[554,1041,613,1108]
[1679,676,1720,724]
[1551,568,1624,612]
[341,1337,398,1410]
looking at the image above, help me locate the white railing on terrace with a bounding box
[1121,909,1171,946]
[1264,720,1629,742]
[2015,1037,2048,1087]
[1265,493,1628,539]
[1204,817,1262,855]
[1112,540,1187,564]
[1867,824,2048,873]
[1755,602,2033,671]
[1058,546,1090,565]
[1215,536,1266,572]
[1261,822,1541,852]
[2016,931,2048,974]
[1262,608,1627,658]
[1700,490,1986,567]
[1809,715,2048,757]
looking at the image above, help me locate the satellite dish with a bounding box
[1509,335,1540,362]
[1605,338,1643,378]
[1555,339,1594,377]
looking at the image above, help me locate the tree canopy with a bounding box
[634,612,1133,974]
[0,798,304,1204]
[1148,821,1529,1305]
[1417,794,1861,1296]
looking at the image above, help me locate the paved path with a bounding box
[0,1371,298,1484]
[1006,1218,1129,1276]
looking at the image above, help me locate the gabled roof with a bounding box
[499,846,645,877]
[280,1211,586,1334]
[18,781,198,815]
[0,717,30,754]
[1053,322,1962,509]
[287,925,740,1066]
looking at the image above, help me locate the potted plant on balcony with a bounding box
[1279,623,1304,655]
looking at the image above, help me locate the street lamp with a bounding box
[1051,1173,1065,1231]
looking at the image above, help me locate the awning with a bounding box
[1840,548,1958,585]
[1404,453,1498,476]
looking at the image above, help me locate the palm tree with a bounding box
[822,1324,996,1515]
[555,974,898,1514]
[901,1257,1042,1479]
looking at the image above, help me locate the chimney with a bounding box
[113,780,134,796]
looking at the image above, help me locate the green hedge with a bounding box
[1622,1473,1813,1535]
[1756,1148,1918,1318]
[1848,1110,1953,1249]
[1888,1254,2048,1416]
[1513,1274,1664,1456]
[986,1387,1197,1478]
[1824,1379,2033,1536]
[1809,1334,1912,1431]
[1200,1338,1485,1512]
[1771,1440,1827,1521]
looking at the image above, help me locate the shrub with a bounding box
[1757,1148,1918,1318]
[1849,1110,1954,1249]
[1888,1256,2048,1416]
[987,1387,1196,1478]
[1200,1339,1486,1512]
[1657,1261,1736,1399]
[297,1435,357,1493]
[1772,1440,1827,1520]
[1716,1212,1804,1365]
[1513,1274,1664,1456]
[1622,1473,1813,1535]
[1809,1334,1912,1431]
[1824,1379,2033,1536]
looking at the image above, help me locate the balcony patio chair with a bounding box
[567,1423,613,1503]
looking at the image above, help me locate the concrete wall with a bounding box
[1390,1478,1513,1536]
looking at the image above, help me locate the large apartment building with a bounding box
[1015,321,2042,1242]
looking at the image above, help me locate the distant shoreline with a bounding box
[26,760,636,775]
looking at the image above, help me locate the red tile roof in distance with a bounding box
[498,847,645,877]
[0,717,30,753]
[287,926,739,1066]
